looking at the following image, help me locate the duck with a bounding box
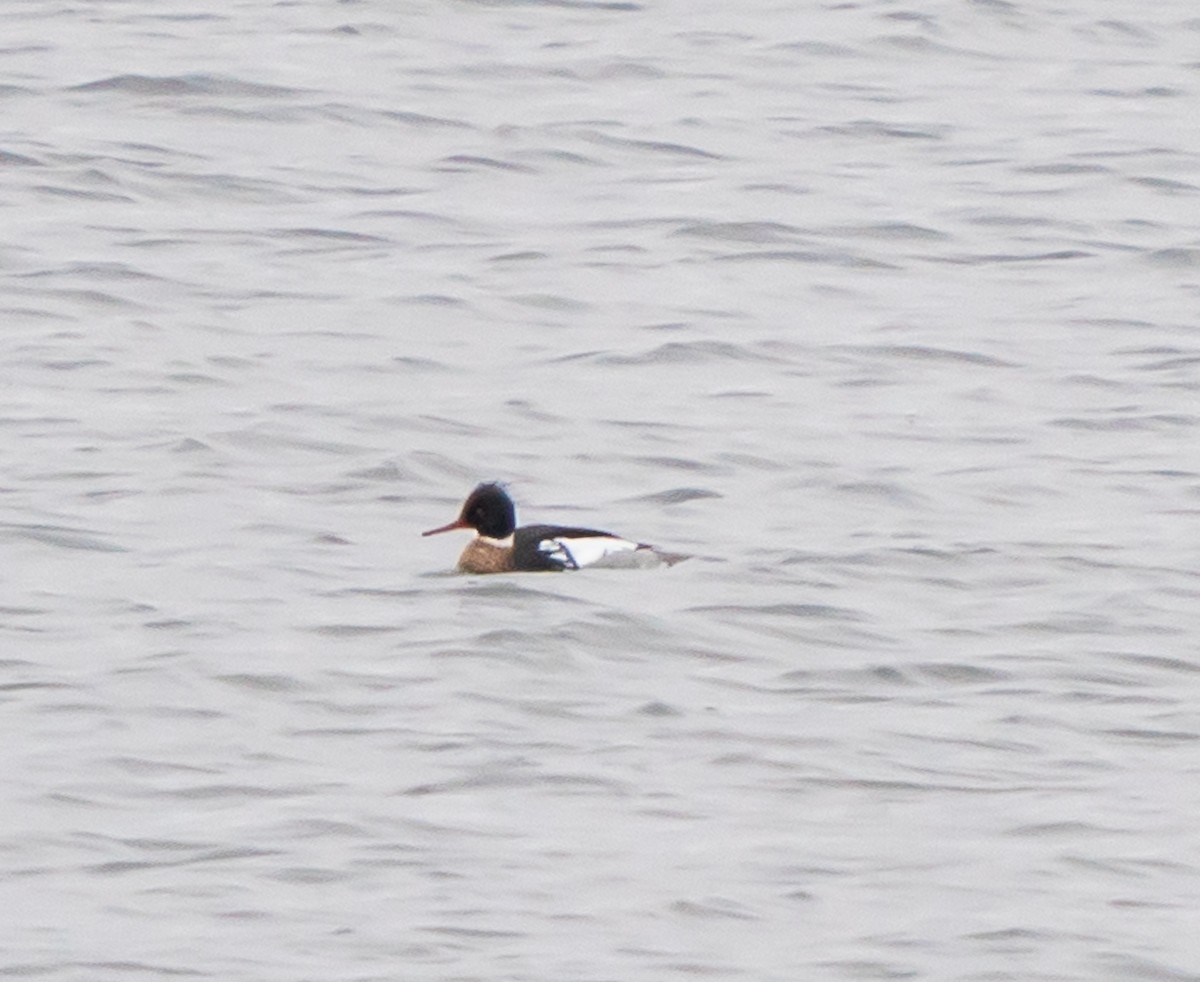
[423,482,686,573]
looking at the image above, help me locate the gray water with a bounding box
[3,1,1199,979]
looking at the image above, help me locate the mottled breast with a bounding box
[457,537,515,574]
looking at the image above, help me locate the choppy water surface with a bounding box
[3,1,1199,979]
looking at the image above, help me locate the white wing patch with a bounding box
[538,535,640,570]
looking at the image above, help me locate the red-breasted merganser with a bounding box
[423,482,687,573]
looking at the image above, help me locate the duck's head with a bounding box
[422,482,516,539]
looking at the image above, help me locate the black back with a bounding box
[512,524,618,571]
